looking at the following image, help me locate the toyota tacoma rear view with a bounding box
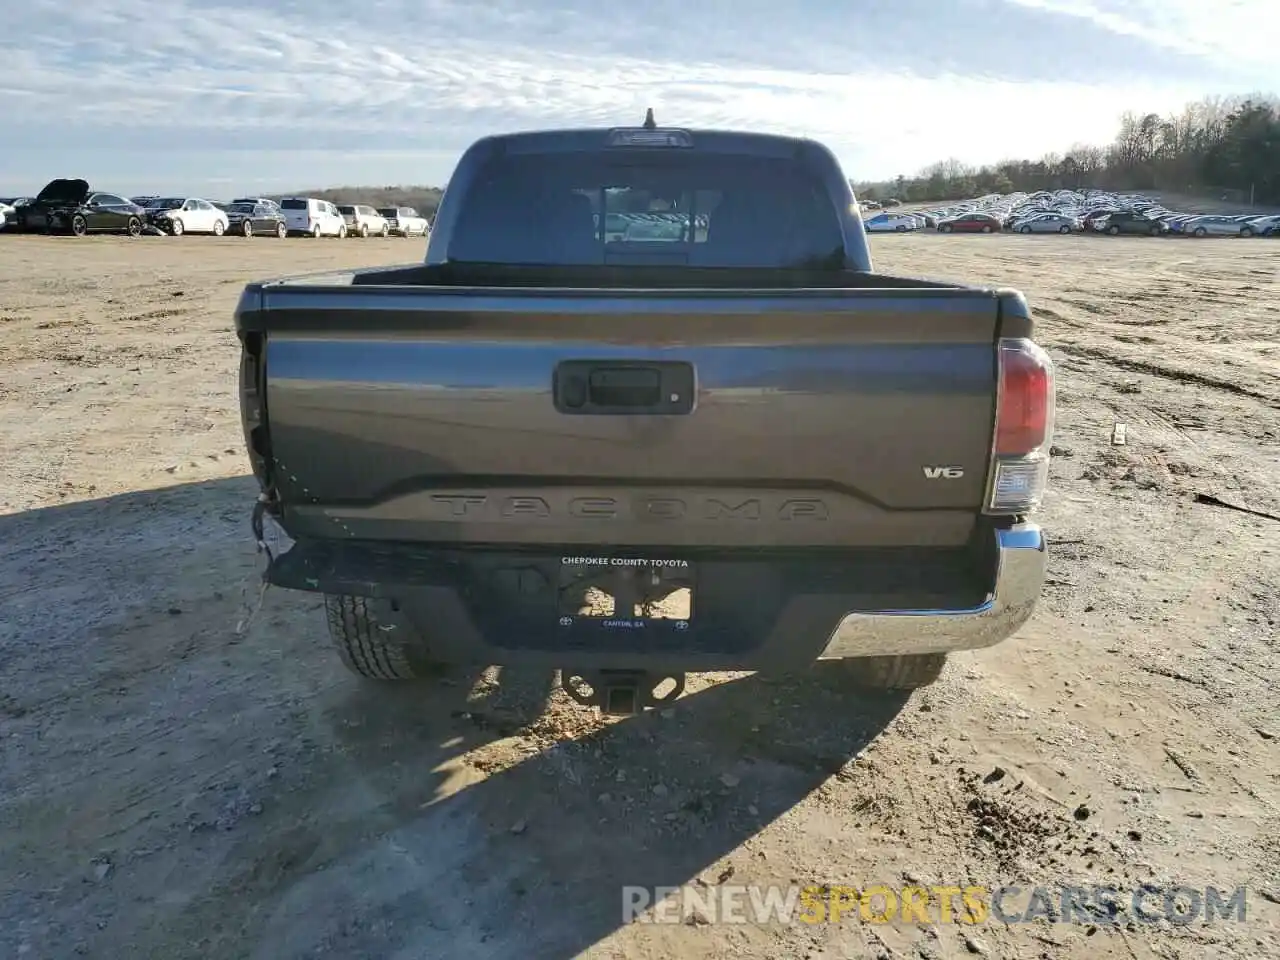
[235,113,1055,714]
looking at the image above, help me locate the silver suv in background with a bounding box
[376,205,430,237]
[336,204,390,238]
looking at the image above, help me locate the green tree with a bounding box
[852,93,1279,205]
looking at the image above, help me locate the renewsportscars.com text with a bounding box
[622,883,1249,926]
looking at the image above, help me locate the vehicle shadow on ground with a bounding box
[0,478,911,960]
[303,670,906,960]
[244,645,911,958]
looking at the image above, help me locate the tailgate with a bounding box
[242,286,1013,548]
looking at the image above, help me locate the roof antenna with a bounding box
[642,107,656,130]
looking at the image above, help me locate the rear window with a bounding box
[280,198,307,210]
[337,205,355,214]
[446,151,844,268]
[377,208,397,217]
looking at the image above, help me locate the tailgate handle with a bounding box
[588,367,660,407]
[554,360,695,415]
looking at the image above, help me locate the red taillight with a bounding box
[995,339,1054,455]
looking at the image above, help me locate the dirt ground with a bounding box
[1,231,1278,960]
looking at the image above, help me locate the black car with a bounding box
[1094,210,1168,236]
[16,179,145,236]
[224,202,288,238]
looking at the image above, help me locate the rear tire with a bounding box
[981,225,992,233]
[324,594,437,680]
[939,224,952,233]
[338,224,347,239]
[836,653,947,691]
[311,223,321,238]
[360,224,369,238]
[276,223,287,239]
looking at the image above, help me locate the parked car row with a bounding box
[9,177,1273,244]
[897,190,1280,238]
[0,180,432,240]
[1159,213,1280,237]
[856,198,902,213]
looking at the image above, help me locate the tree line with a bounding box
[283,94,1277,213]
[854,94,1279,206]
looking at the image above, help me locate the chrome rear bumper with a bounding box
[819,523,1046,659]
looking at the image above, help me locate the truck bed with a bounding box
[238,267,1032,552]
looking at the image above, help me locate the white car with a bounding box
[376,206,430,237]
[279,197,348,237]
[336,204,390,238]
[145,197,230,236]
[864,213,921,232]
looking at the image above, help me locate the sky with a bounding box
[0,0,1275,197]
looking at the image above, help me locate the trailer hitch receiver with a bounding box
[560,670,685,716]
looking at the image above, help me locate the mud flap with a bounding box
[560,670,686,716]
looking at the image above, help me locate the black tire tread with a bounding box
[324,594,420,680]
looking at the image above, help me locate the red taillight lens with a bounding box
[995,339,1054,455]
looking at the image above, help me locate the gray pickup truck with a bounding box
[235,116,1054,714]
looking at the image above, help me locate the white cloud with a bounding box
[1003,0,1279,67]
[0,0,1272,193]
